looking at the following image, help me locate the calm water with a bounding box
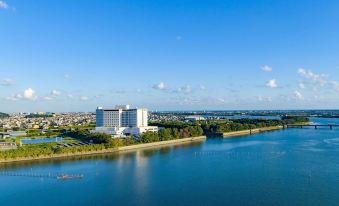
[0,118,338,206]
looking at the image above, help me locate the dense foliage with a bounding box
[0,112,9,119]
[139,126,204,143]
[26,130,60,137]
[0,142,109,160]
[201,117,309,133]
[24,114,53,118]
[281,116,309,123]
[62,130,112,144]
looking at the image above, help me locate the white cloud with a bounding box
[5,96,18,101]
[266,79,278,88]
[67,94,74,99]
[176,85,192,94]
[42,90,61,101]
[217,98,225,103]
[79,96,89,101]
[179,96,226,106]
[152,82,166,90]
[1,78,14,86]
[297,68,327,86]
[199,85,206,90]
[0,1,8,9]
[7,88,38,101]
[51,90,61,96]
[294,90,304,100]
[23,88,37,100]
[111,90,127,94]
[298,82,305,89]
[297,68,339,93]
[43,96,53,101]
[261,65,272,72]
[257,96,272,102]
[330,81,339,92]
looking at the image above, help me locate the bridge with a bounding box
[285,124,339,130]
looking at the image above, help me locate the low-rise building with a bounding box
[185,115,205,122]
[0,142,17,150]
[0,133,11,139]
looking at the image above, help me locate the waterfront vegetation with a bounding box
[0,126,204,160]
[202,117,309,133]
[139,126,204,143]
[0,117,309,161]
[151,116,309,134]
[0,142,109,160]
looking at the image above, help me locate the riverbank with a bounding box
[223,126,284,138]
[0,136,206,164]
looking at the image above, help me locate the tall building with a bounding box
[93,105,158,137]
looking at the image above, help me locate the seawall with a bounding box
[223,126,284,138]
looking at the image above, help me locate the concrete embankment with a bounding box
[116,136,206,152]
[223,126,283,138]
[0,136,206,164]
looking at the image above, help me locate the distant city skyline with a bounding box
[1,0,339,112]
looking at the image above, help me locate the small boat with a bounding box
[57,174,83,180]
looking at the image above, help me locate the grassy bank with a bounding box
[0,136,206,163]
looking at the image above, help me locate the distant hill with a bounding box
[0,112,9,118]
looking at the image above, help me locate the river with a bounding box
[0,118,338,206]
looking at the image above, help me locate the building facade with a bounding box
[93,105,158,137]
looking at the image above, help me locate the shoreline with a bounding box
[0,136,206,164]
[223,126,284,138]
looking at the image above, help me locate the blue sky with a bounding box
[1,0,339,112]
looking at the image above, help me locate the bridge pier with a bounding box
[315,125,318,129]
[330,125,333,130]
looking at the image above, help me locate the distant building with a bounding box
[0,133,11,139]
[185,115,205,122]
[92,105,158,137]
[0,142,17,150]
[7,131,27,137]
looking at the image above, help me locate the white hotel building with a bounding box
[93,105,158,137]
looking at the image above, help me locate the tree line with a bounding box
[200,117,309,133]
[24,114,53,118]
[139,126,204,143]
